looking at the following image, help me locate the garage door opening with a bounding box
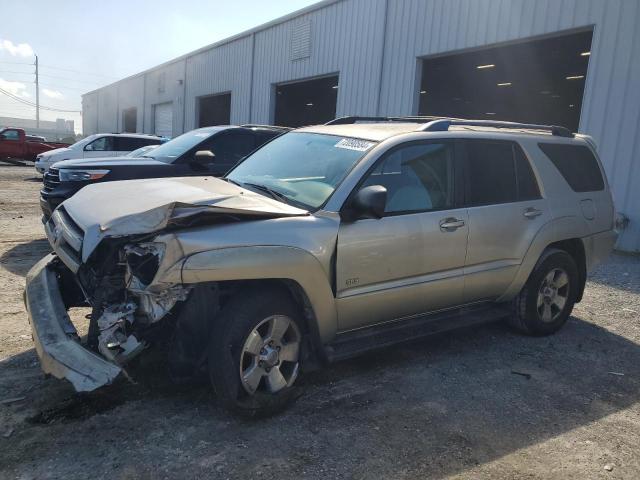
[122,107,137,133]
[153,102,173,138]
[274,75,339,128]
[198,93,231,127]
[418,30,593,132]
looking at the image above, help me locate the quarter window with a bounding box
[362,142,455,214]
[538,142,604,192]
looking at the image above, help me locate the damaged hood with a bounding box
[61,176,308,261]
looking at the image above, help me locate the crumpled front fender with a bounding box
[164,246,338,342]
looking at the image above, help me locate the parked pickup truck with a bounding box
[0,127,69,162]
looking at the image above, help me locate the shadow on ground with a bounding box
[0,239,51,277]
[1,313,639,478]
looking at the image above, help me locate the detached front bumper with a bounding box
[24,254,122,392]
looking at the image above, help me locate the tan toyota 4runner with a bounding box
[25,117,617,416]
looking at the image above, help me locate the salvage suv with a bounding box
[25,117,617,416]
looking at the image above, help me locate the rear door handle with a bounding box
[523,207,543,219]
[440,218,465,231]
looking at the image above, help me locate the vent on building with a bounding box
[290,20,311,61]
[158,72,166,94]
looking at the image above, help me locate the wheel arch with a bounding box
[166,245,338,347]
[498,216,589,302]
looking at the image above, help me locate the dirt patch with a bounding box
[0,166,639,479]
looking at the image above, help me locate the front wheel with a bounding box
[510,249,579,336]
[208,286,303,417]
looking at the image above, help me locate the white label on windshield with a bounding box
[193,133,210,137]
[334,138,375,152]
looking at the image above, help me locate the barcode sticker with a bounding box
[334,138,375,152]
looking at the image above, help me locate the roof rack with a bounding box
[240,124,292,131]
[325,115,445,125]
[420,119,574,138]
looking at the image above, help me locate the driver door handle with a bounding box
[523,207,543,219]
[440,218,465,231]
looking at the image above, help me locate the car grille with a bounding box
[45,206,84,272]
[43,167,60,192]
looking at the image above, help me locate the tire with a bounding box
[208,286,304,417]
[510,249,579,336]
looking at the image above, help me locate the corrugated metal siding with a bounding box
[96,84,118,133]
[143,60,185,137]
[184,36,253,129]
[250,0,387,123]
[84,0,640,250]
[378,0,640,251]
[116,76,145,132]
[81,92,99,135]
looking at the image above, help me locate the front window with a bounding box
[227,132,376,209]
[144,129,218,162]
[85,136,113,152]
[69,134,98,150]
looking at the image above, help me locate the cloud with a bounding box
[0,39,34,57]
[0,78,30,97]
[42,88,63,99]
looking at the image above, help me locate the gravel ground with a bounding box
[0,165,639,479]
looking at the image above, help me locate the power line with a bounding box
[40,64,116,80]
[0,70,34,76]
[38,72,104,86]
[0,87,81,113]
[0,60,32,66]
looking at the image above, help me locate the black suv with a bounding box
[40,125,288,220]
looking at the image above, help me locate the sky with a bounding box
[0,0,318,132]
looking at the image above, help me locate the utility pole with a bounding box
[35,55,39,128]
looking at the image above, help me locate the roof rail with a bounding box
[325,115,445,125]
[420,119,574,138]
[240,124,292,131]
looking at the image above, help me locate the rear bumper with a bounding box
[24,254,121,392]
[584,229,618,272]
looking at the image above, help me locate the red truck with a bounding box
[0,127,70,163]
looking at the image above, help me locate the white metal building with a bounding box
[82,0,640,251]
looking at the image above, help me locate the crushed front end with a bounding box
[25,208,190,392]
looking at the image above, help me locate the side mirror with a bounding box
[343,185,387,221]
[194,150,215,163]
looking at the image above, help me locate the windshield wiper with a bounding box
[225,178,243,187]
[242,182,291,205]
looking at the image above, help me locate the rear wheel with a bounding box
[510,249,579,335]
[208,286,303,417]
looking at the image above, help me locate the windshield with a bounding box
[142,129,216,162]
[128,145,158,158]
[227,132,376,209]
[68,134,99,150]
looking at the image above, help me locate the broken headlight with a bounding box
[124,242,165,286]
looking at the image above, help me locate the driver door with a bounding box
[335,140,468,331]
[0,129,22,157]
[83,136,116,158]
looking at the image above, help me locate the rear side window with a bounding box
[538,143,604,192]
[464,141,517,206]
[464,141,541,206]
